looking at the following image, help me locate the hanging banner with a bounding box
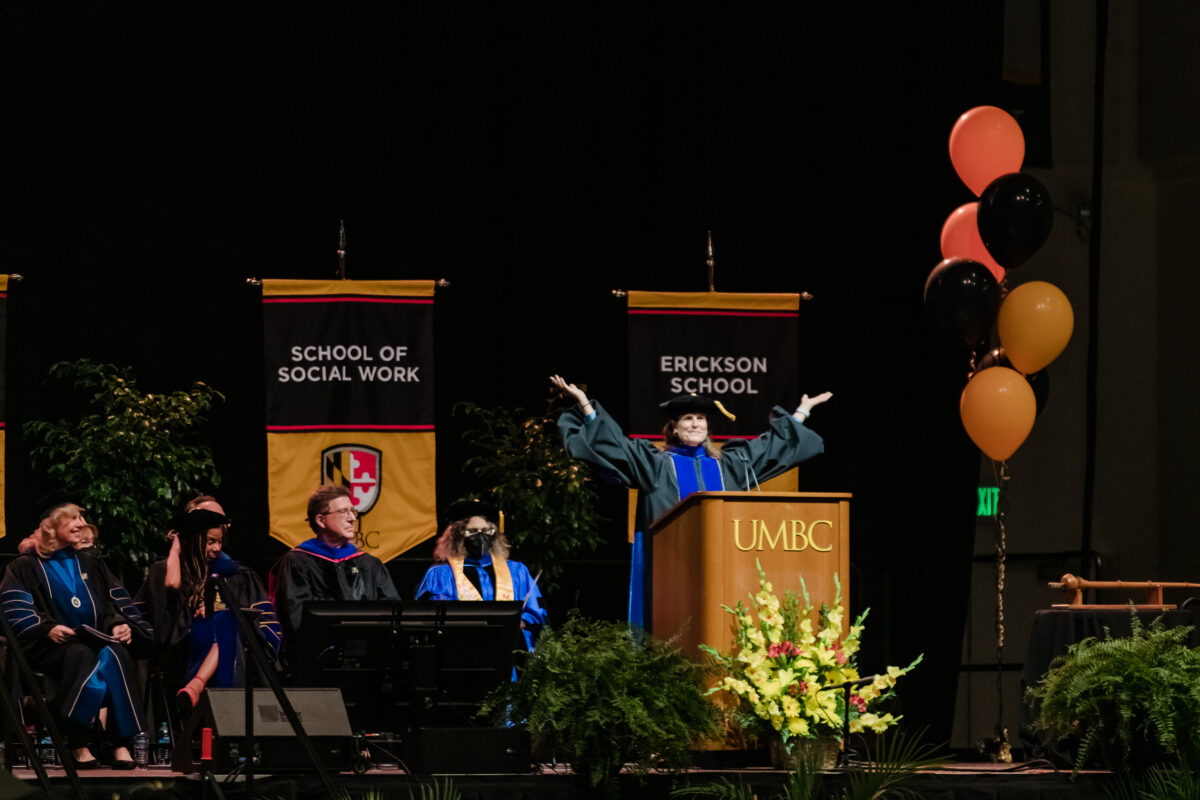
[0,274,7,539]
[627,291,801,439]
[263,279,436,561]
[625,291,802,538]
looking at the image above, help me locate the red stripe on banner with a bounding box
[263,296,434,305]
[267,424,435,432]
[627,309,797,318]
[628,433,754,441]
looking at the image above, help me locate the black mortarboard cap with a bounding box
[37,490,83,522]
[441,498,502,530]
[172,508,230,535]
[658,393,736,421]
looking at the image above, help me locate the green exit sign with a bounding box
[977,487,999,517]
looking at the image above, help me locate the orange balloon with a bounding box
[997,281,1074,374]
[949,106,1025,196]
[940,203,1004,283]
[960,366,1036,461]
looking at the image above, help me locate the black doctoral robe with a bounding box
[272,542,400,655]
[1,550,153,742]
[137,554,282,693]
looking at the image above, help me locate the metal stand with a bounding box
[0,613,87,798]
[835,682,855,768]
[218,576,337,798]
[821,674,875,769]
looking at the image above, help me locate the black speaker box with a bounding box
[410,727,531,774]
[176,688,355,773]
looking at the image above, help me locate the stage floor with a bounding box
[2,760,1121,799]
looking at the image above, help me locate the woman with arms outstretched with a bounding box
[551,374,831,624]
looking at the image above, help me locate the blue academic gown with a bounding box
[415,554,548,650]
[1,549,151,741]
[185,553,283,688]
[558,401,824,626]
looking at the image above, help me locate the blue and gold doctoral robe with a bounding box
[557,401,824,625]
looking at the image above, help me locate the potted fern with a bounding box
[480,611,718,792]
[1027,612,1200,776]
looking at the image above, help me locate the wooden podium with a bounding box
[647,492,851,658]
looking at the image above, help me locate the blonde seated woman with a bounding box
[0,502,152,768]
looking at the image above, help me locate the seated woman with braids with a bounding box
[139,496,282,712]
[0,501,152,769]
[415,500,547,651]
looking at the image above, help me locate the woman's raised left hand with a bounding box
[796,391,834,419]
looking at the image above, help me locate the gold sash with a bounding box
[448,555,514,601]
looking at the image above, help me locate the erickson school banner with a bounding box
[627,291,801,439]
[263,279,436,561]
[625,291,801,537]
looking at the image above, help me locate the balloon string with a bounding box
[993,459,1011,734]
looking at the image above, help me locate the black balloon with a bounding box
[923,257,1000,350]
[977,346,1051,416]
[976,172,1054,268]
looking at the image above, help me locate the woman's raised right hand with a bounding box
[550,374,590,407]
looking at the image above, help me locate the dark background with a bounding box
[0,5,1018,742]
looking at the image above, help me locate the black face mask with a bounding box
[463,532,493,558]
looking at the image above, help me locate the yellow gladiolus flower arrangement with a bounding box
[700,562,921,752]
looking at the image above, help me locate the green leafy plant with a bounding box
[1111,766,1200,800]
[481,610,718,790]
[454,397,603,590]
[23,359,223,569]
[670,777,756,800]
[670,727,948,800]
[1027,611,1200,776]
[837,727,950,800]
[407,777,462,800]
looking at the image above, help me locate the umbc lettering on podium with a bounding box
[731,518,835,552]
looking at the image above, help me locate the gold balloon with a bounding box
[960,366,1037,461]
[997,281,1074,374]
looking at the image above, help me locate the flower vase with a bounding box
[769,736,840,770]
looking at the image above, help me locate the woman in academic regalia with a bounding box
[415,500,548,650]
[0,502,152,768]
[550,374,832,625]
[139,497,282,712]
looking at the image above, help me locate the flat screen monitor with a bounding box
[294,600,525,733]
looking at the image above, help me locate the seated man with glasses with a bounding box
[415,500,547,650]
[273,484,400,656]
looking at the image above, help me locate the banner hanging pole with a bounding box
[336,220,348,280]
[706,230,715,292]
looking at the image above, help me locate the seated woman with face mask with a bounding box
[415,500,548,650]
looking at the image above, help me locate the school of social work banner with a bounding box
[263,279,435,562]
[0,275,7,539]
